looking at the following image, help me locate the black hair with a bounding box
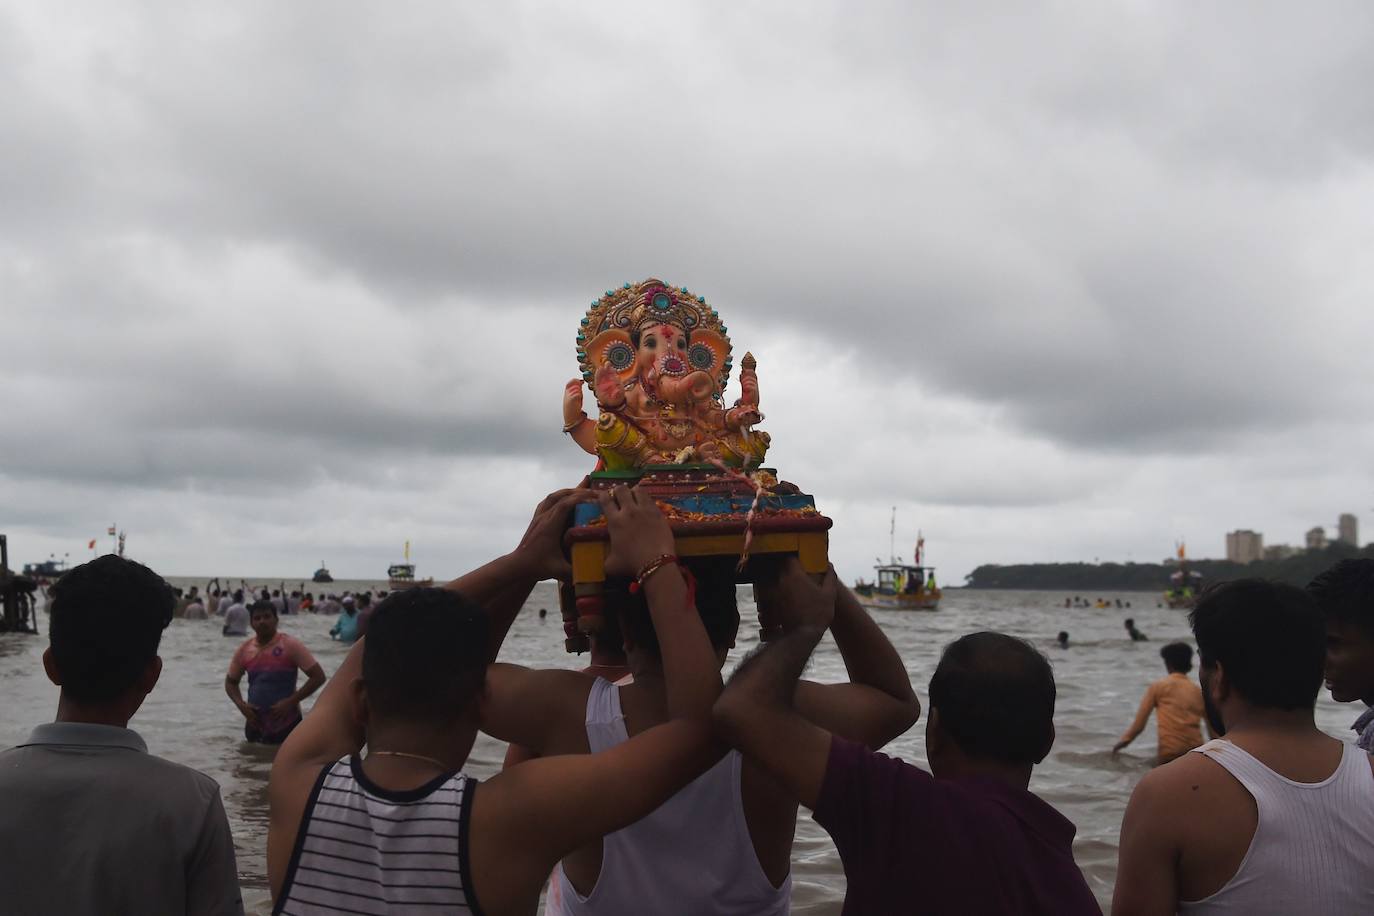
[615,557,740,658]
[47,555,174,704]
[250,599,277,617]
[1189,579,1324,710]
[1307,559,1374,638]
[928,632,1056,765]
[362,587,490,723]
[233,589,244,603]
[1160,641,1193,673]
[1124,618,1135,628]
[358,593,371,608]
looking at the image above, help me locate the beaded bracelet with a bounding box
[632,554,679,588]
[628,555,697,609]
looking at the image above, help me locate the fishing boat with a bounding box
[1164,542,1202,609]
[312,563,334,583]
[21,558,68,580]
[853,509,942,611]
[387,541,433,590]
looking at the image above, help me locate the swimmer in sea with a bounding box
[1057,631,1070,649]
[1124,618,1148,642]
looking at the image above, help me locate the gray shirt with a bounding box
[1354,705,1374,753]
[222,602,249,636]
[0,722,243,915]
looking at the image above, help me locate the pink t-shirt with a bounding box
[228,633,317,736]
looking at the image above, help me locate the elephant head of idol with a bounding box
[580,281,733,411]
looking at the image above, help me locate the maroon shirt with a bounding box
[814,736,1102,915]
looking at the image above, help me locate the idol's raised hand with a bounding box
[598,485,676,579]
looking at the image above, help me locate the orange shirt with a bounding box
[1120,672,1205,761]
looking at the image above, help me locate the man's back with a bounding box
[1142,673,1204,760]
[1166,737,1374,914]
[0,724,242,915]
[545,678,790,916]
[814,737,1101,915]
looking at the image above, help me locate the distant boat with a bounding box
[22,558,68,580]
[853,510,942,611]
[312,564,334,583]
[1164,542,1202,609]
[387,541,433,590]
[387,564,433,590]
[855,563,942,611]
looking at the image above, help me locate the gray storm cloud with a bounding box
[2,1,1372,579]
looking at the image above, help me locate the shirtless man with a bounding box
[1113,579,1374,915]
[267,487,723,915]
[481,506,920,914]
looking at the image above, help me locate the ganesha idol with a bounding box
[561,279,770,470]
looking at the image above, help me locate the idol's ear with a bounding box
[583,329,637,384]
[686,328,731,393]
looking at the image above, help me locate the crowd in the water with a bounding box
[1,486,1372,915]
[170,582,384,641]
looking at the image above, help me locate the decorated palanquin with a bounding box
[558,279,832,652]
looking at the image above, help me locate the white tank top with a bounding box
[1179,738,1374,915]
[545,678,791,916]
[275,756,481,915]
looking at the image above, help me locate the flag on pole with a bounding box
[107,525,117,536]
[914,531,925,566]
[88,539,96,550]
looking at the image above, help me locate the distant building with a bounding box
[1306,526,1328,551]
[1338,513,1358,546]
[1264,544,1300,562]
[1226,530,1264,564]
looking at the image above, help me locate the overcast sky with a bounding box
[4,1,1373,586]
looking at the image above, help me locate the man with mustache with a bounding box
[1113,579,1374,915]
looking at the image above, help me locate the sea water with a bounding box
[0,584,1357,914]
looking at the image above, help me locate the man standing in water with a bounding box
[0,555,242,914]
[222,589,249,636]
[1308,558,1374,751]
[1124,618,1148,641]
[1112,642,1205,764]
[1113,580,1374,915]
[225,600,327,744]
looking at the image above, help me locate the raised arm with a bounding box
[470,485,723,910]
[791,580,920,748]
[714,564,838,810]
[444,487,585,662]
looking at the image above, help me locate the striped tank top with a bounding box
[275,755,482,915]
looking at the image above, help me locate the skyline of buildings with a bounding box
[1225,511,1361,564]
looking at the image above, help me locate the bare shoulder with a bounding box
[1128,752,1233,815]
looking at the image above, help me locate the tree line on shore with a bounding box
[963,542,1374,591]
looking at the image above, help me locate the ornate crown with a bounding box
[575,279,733,393]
